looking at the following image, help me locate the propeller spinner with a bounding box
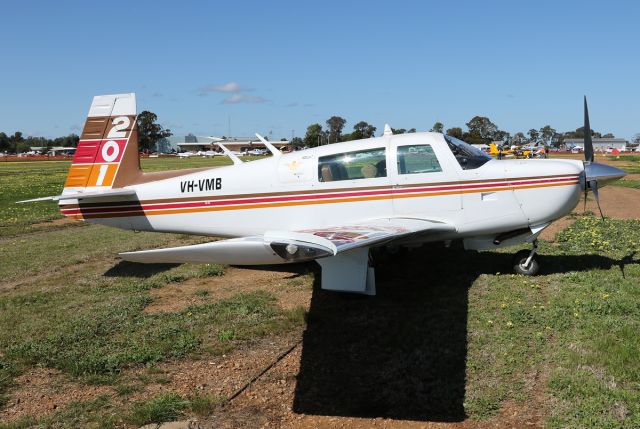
[581,96,627,218]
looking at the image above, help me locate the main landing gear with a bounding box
[512,240,540,276]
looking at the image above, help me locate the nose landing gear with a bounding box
[512,240,539,276]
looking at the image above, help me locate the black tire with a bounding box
[512,249,540,276]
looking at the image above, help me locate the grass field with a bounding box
[606,155,640,175]
[0,157,639,428]
[0,157,234,237]
[614,179,640,189]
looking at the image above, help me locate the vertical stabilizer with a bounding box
[63,93,139,194]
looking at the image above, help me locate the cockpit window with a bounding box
[318,148,386,182]
[444,135,491,170]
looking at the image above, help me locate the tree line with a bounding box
[297,115,625,148]
[0,111,171,154]
[0,132,79,154]
[3,110,636,154]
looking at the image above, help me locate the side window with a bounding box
[397,144,442,174]
[318,148,386,182]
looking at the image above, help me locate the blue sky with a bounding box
[1,0,639,140]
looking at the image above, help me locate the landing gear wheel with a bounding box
[512,249,539,276]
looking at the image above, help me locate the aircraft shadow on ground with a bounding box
[100,244,636,421]
[292,244,637,422]
[104,260,180,278]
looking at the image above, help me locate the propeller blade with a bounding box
[584,96,594,163]
[588,179,605,220]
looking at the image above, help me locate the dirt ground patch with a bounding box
[205,344,546,429]
[0,328,305,424]
[0,258,115,293]
[30,217,76,230]
[581,186,640,220]
[131,333,303,402]
[1,368,112,421]
[539,185,640,242]
[145,265,312,314]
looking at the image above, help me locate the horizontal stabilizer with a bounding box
[17,188,137,204]
[16,196,61,203]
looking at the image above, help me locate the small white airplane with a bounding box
[195,150,220,157]
[20,94,626,295]
[177,151,197,158]
[246,148,268,156]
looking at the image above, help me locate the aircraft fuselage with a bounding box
[59,133,584,248]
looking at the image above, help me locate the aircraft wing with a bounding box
[119,217,455,265]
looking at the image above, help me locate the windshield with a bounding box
[444,135,492,170]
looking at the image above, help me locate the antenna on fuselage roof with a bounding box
[255,133,282,158]
[383,124,393,136]
[217,143,243,165]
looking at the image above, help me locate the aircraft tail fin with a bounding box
[488,143,498,154]
[63,93,140,195]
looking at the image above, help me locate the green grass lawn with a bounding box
[612,179,640,189]
[0,223,304,427]
[0,161,70,236]
[0,157,235,237]
[608,154,640,163]
[466,216,640,428]
[605,155,640,174]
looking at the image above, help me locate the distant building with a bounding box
[210,136,291,153]
[184,133,198,143]
[165,135,290,153]
[564,138,628,152]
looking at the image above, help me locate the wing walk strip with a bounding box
[60,175,580,220]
